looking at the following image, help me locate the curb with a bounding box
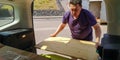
[33,16,63,19]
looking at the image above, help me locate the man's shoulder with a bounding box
[82,9,90,13]
[82,9,93,16]
[63,11,71,17]
[64,11,70,15]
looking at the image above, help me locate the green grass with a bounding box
[1,5,13,11]
[40,54,70,60]
[34,0,58,10]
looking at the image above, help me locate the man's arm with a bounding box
[50,23,66,37]
[93,23,101,47]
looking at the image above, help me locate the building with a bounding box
[82,0,107,23]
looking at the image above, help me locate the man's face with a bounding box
[69,4,81,16]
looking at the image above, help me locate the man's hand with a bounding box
[50,33,56,37]
[95,41,100,48]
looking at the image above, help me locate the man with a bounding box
[50,0,101,48]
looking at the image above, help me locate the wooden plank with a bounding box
[0,46,50,60]
[36,37,98,60]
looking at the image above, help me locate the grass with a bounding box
[34,0,58,10]
[1,5,13,11]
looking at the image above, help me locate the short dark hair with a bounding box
[69,0,82,6]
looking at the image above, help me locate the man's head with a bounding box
[69,0,82,6]
[68,0,82,17]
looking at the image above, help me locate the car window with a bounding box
[0,4,14,27]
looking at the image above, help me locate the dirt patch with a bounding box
[34,0,58,10]
[33,0,65,16]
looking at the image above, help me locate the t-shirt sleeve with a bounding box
[62,11,70,24]
[86,11,97,26]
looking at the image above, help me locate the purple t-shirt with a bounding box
[62,9,97,41]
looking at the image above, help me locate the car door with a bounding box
[0,0,33,31]
[0,0,36,53]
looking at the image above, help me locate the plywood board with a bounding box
[36,37,98,60]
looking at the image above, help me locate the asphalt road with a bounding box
[33,16,71,44]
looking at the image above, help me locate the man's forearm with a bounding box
[96,27,101,44]
[93,24,101,43]
[53,23,66,36]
